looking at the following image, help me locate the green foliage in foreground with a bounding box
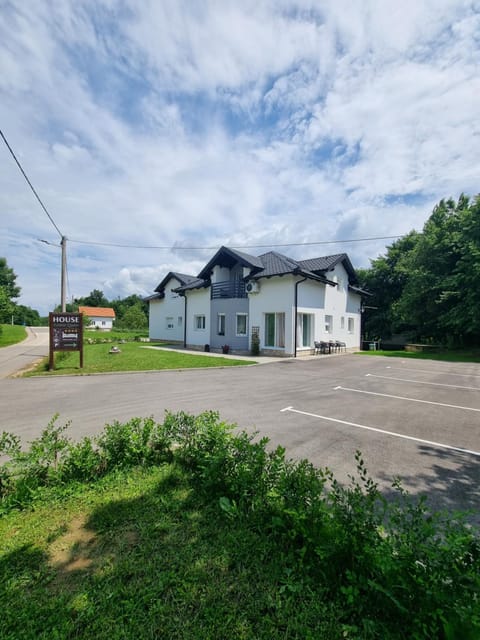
[1,412,479,639]
[0,323,27,347]
[26,342,254,375]
[356,349,480,362]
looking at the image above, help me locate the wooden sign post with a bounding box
[49,312,84,370]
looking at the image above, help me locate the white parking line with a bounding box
[366,373,480,392]
[281,406,480,457]
[386,365,480,379]
[334,385,480,413]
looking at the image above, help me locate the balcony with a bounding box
[211,281,246,299]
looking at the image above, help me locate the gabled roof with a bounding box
[148,246,366,298]
[79,306,115,318]
[173,277,208,293]
[154,271,198,294]
[198,246,263,280]
[297,253,358,285]
[250,251,334,284]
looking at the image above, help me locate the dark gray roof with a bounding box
[249,251,332,284]
[154,271,198,293]
[198,246,263,279]
[173,277,208,293]
[297,254,345,272]
[150,247,364,298]
[255,251,300,277]
[298,253,358,284]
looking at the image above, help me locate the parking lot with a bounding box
[1,352,479,522]
[273,355,480,522]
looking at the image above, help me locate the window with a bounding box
[297,313,312,347]
[236,313,247,336]
[194,315,206,330]
[177,316,183,327]
[325,315,333,333]
[348,317,354,333]
[217,313,225,336]
[166,317,174,329]
[340,316,345,330]
[265,313,285,348]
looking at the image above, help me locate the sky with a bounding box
[1,0,479,316]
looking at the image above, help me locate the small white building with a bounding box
[79,306,115,330]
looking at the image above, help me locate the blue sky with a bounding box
[1,0,479,315]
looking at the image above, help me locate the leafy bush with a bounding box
[0,415,171,510]
[1,410,479,638]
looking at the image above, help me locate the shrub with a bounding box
[1,411,479,638]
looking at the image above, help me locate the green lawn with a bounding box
[0,324,27,347]
[27,342,255,376]
[0,465,339,640]
[356,348,480,363]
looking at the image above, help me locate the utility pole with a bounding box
[61,236,67,312]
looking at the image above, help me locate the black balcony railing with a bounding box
[211,281,246,299]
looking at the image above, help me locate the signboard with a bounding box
[49,312,84,369]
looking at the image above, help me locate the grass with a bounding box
[356,348,480,363]
[0,324,27,347]
[26,342,255,376]
[1,411,478,639]
[0,465,340,640]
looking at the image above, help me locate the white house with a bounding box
[147,247,368,356]
[78,306,115,330]
[146,272,201,343]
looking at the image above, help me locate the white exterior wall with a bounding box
[248,276,296,355]
[148,277,185,341]
[323,264,362,348]
[211,266,229,283]
[185,288,210,348]
[248,266,362,354]
[89,317,114,330]
[296,278,327,353]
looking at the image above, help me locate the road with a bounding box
[0,345,479,523]
[0,326,49,378]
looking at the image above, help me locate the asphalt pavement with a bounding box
[0,326,49,378]
[0,343,479,523]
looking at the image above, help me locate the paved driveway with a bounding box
[0,351,479,522]
[0,326,49,378]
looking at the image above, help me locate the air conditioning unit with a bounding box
[245,281,260,294]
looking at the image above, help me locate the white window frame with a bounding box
[177,316,183,327]
[297,313,313,348]
[217,313,226,336]
[194,315,206,330]
[325,314,333,334]
[236,313,248,336]
[341,316,345,330]
[264,312,285,348]
[166,316,174,329]
[348,317,354,334]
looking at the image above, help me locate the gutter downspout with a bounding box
[182,293,187,348]
[294,276,307,358]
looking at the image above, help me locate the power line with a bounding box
[69,234,403,251]
[0,129,63,239]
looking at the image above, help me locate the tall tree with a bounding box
[0,258,21,301]
[357,231,420,339]
[77,289,109,308]
[115,303,148,329]
[0,286,14,324]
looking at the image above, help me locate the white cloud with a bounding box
[0,0,479,315]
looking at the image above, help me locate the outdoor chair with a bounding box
[335,340,347,352]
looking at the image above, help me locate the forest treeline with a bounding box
[357,194,480,347]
